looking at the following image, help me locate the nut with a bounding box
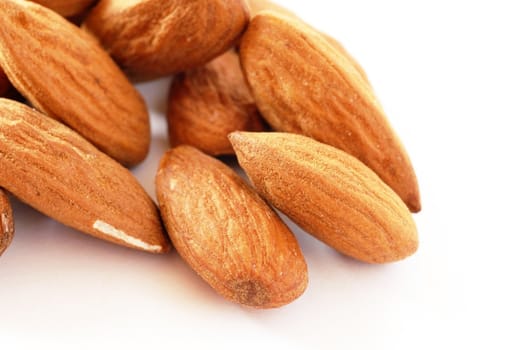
[156,145,308,308]
[240,12,421,212]
[167,50,266,156]
[83,0,250,80]
[229,131,418,264]
[0,0,151,166]
[0,98,170,253]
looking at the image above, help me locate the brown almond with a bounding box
[156,146,308,308]
[0,0,150,166]
[0,99,170,253]
[240,12,421,212]
[0,188,14,257]
[167,50,266,156]
[83,0,250,80]
[229,132,418,264]
[29,0,97,17]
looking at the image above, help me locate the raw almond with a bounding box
[156,146,308,308]
[0,98,170,253]
[0,0,150,166]
[0,188,14,257]
[83,0,250,80]
[29,0,97,17]
[167,50,266,156]
[240,12,421,212]
[229,131,418,264]
[244,0,370,84]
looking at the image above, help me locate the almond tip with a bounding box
[407,195,422,213]
[228,131,244,147]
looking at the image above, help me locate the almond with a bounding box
[29,0,97,17]
[167,50,266,156]
[229,132,418,264]
[0,0,150,166]
[83,0,250,80]
[0,188,14,257]
[240,12,421,212]
[156,146,308,308]
[0,99,170,253]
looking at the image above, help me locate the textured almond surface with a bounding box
[0,188,14,257]
[167,50,265,156]
[0,0,150,166]
[229,132,418,264]
[0,99,170,253]
[83,0,250,79]
[30,0,97,17]
[156,146,308,308]
[240,12,420,212]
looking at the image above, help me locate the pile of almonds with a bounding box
[0,0,421,308]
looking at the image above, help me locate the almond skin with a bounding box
[167,50,266,156]
[83,0,250,80]
[229,132,418,264]
[240,12,421,212]
[0,99,170,253]
[156,146,308,308]
[29,0,97,17]
[0,188,14,257]
[0,0,150,166]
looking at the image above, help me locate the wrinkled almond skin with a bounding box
[229,132,418,264]
[0,99,170,253]
[240,13,420,212]
[167,50,266,156]
[156,146,308,308]
[0,188,14,257]
[0,0,150,166]
[29,0,97,17]
[83,0,250,80]
[244,0,370,84]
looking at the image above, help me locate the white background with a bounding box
[1,0,522,349]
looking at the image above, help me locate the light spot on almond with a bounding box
[1,213,9,234]
[2,119,22,127]
[169,178,178,191]
[92,220,162,253]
